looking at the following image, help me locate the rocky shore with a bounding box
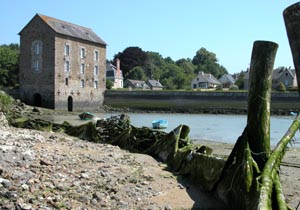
[0,112,226,210]
[1,107,300,209]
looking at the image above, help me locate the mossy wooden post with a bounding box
[284,2,300,94]
[247,41,278,170]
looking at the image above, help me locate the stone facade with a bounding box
[19,14,106,111]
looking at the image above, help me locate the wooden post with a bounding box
[247,41,278,170]
[284,2,300,94]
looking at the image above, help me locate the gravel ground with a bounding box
[1,111,299,210]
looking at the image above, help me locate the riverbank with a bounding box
[1,107,300,209]
[0,112,226,210]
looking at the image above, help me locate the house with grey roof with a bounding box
[244,68,298,90]
[106,59,124,89]
[219,74,236,88]
[19,14,106,111]
[124,79,149,90]
[191,71,221,89]
[145,80,163,90]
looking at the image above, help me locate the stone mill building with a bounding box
[19,14,107,111]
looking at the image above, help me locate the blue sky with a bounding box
[1,0,299,73]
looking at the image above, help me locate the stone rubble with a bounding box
[0,112,173,210]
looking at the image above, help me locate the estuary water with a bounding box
[48,112,300,147]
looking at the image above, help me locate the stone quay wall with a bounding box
[104,90,300,115]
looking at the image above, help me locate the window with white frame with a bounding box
[94,50,99,61]
[80,79,85,88]
[64,44,70,56]
[80,63,85,74]
[94,80,99,89]
[80,47,85,58]
[94,65,99,75]
[65,61,70,72]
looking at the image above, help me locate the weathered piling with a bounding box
[247,40,278,170]
[283,2,300,94]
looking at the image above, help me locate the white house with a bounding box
[191,71,221,89]
[106,59,123,89]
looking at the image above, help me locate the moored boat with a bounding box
[79,112,95,120]
[152,119,168,129]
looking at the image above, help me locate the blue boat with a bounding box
[152,119,168,129]
[290,111,298,116]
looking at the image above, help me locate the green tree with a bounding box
[145,52,165,79]
[192,47,217,66]
[126,66,147,80]
[192,47,228,78]
[106,79,113,89]
[0,44,20,88]
[113,47,148,79]
[234,71,246,89]
[160,63,187,89]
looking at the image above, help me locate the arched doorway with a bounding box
[68,96,73,112]
[33,93,42,107]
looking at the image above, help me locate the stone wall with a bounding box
[19,16,56,109]
[104,90,300,114]
[19,15,106,111]
[54,35,106,111]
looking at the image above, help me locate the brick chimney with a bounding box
[116,58,120,77]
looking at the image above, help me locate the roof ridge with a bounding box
[37,13,92,31]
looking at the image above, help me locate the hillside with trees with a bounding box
[111,46,229,90]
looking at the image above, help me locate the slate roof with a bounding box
[273,68,295,80]
[245,69,296,80]
[106,63,123,78]
[219,74,235,84]
[195,72,221,85]
[146,80,163,88]
[20,14,106,45]
[125,79,149,88]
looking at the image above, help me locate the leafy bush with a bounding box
[106,79,113,89]
[229,85,239,90]
[0,91,13,113]
[275,82,286,92]
[216,85,223,91]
